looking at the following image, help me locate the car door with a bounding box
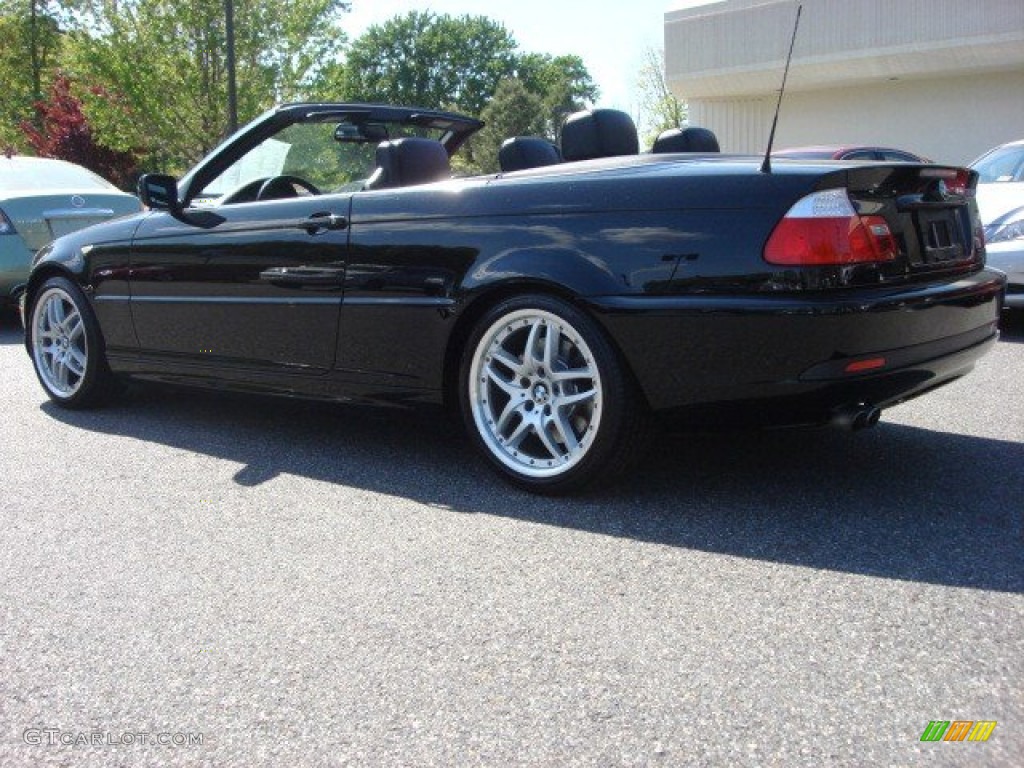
[127,117,370,374]
[129,194,350,374]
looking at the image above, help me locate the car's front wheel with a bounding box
[460,294,648,494]
[28,275,115,409]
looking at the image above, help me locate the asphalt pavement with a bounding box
[1,308,1021,767]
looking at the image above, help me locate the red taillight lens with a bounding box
[946,169,972,197]
[853,215,897,261]
[764,190,898,266]
[921,167,972,197]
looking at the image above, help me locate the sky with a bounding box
[341,1,695,115]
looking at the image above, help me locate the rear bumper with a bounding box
[589,268,1006,419]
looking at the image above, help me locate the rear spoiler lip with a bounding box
[813,165,978,197]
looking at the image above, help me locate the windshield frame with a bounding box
[177,103,484,208]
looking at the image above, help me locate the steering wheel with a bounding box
[256,175,320,200]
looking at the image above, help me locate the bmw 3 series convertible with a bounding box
[22,103,1006,493]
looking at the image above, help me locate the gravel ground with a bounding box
[1,309,1021,767]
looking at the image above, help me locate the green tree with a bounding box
[340,12,598,164]
[515,53,598,139]
[340,11,518,117]
[0,0,64,149]
[64,0,349,173]
[636,46,686,146]
[464,78,547,174]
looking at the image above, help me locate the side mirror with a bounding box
[137,173,182,215]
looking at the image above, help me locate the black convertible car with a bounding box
[22,103,1005,492]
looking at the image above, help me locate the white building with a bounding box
[664,0,1024,164]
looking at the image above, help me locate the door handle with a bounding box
[259,266,345,287]
[298,212,348,234]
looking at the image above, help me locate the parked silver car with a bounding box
[1,156,141,305]
[971,139,1024,309]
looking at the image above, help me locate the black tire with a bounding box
[459,294,649,494]
[27,275,115,409]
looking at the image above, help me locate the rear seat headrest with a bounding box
[498,137,562,172]
[560,108,639,162]
[652,126,721,154]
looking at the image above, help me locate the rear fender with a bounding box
[461,246,632,296]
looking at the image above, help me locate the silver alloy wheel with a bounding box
[468,308,603,478]
[32,286,89,398]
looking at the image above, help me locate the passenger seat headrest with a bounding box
[364,137,451,191]
[560,108,639,162]
[498,137,562,172]
[652,126,721,154]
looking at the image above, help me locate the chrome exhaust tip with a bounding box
[831,403,882,431]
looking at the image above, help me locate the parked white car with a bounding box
[1,156,141,305]
[971,139,1024,309]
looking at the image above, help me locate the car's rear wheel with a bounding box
[28,276,114,409]
[460,294,648,494]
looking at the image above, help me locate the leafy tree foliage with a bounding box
[340,11,519,118]
[21,72,139,188]
[515,53,599,139]
[65,0,350,173]
[465,78,546,174]
[636,47,686,146]
[340,12,598,172]
[0,1,64,149]
[2,2,597,177]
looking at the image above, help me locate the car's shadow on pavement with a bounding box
[40,380,1023,595]
[0,311,23,344]
[999,308,1024,342]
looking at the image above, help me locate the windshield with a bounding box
[971,144,1024,183]
[196,117,451,206]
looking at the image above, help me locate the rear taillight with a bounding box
[920,167,972,198]
[764,189,897,266]
[0,207,14,235]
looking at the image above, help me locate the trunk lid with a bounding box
[841,165,985,280]
[4,192,142,251]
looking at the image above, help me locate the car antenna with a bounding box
[761,3,803,174]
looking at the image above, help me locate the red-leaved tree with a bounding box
[21,73,139,190]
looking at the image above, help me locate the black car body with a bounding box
[23,104,1006,492]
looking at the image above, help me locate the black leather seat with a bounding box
[364,137,451,191]
[498,137,562,172]
[560,108,639,162]
[652,126,721,154]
